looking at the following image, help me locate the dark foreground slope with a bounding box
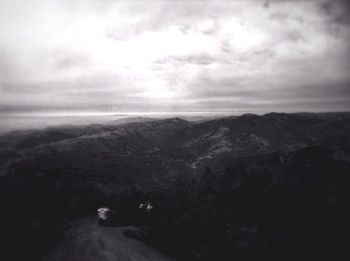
[0,113,349,260]
[43,218,173,261]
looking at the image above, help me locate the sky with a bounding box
[0,0,350,115]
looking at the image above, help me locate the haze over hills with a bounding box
[1,112,349,177]
[0,112,349,260]
[0,112,228,134]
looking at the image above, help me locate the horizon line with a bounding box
[1,110,350,118]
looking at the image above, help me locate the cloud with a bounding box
[320,0,350,25]
[0,0,349,115]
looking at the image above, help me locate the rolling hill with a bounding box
[0,112,349,260]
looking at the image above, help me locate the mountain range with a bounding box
[0,112,349,260]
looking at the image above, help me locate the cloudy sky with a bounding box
[0,0,349,115]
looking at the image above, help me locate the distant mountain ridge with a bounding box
[1,112,349,185]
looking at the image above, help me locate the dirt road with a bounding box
[44,218,173,261]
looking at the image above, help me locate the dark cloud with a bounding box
[263,0,270,9]
[320,0,350,25]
